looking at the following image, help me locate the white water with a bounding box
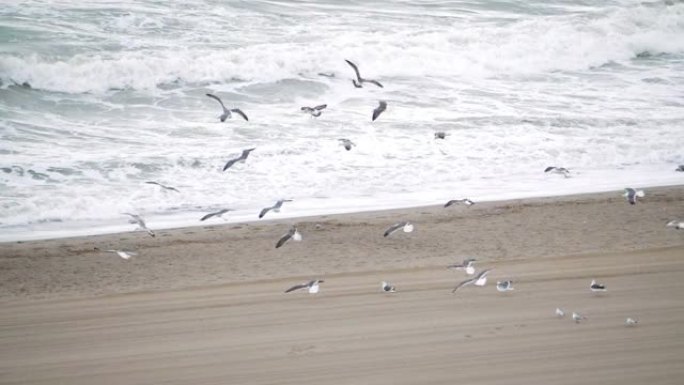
[1,0,683,242]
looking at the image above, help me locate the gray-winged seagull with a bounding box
[384,221,414,237]
[200,209,233,222]
[206,93,249,122]
[259,199,293,219]
[285,279,324,294]
[276,225,302,249]
[301,104,327,117]
[344,59,383,88]
[123,213,155,237]
[223,148,256,171]
[372,101,387,121]
[623,187,644,205]
[452,269,492,292]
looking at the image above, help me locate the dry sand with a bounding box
[1,186,683,384]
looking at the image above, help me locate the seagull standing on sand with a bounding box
[123,213,155,237]
[496,280,514,292]
[381,281,396,293]
[444,198,475,208]
[276,225,302,249]
[625,317,638,326]
[452,269,492,292]
[285,279,324,294]
[383,221,414,237]
[338,138,356,151]
[206,93,249,122]
[145,181,179,193]
[666,220,683,229]
[590,279,606,293]
[544,166,571,178]
[200,209,233,222]
[623,187,645,205]
[259,199,293,219]
[344,59,383,88]
[447,258,476,275]
[372,101,387,121]
[223,148,256,171]
[555,308,565,318]
[301,104,327,117]
[572,312,586,323]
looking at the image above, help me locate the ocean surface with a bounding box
[1,0,683,241]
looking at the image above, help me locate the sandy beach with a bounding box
[1,186,683,384]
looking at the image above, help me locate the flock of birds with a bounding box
[93,59,682,328]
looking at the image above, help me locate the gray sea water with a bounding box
[1,0,683,241]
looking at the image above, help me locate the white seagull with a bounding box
[666,220,683,230]
[344,59,383,88]
[555,308,565,318]
[544,166,571,178]
[301,104,327,117]
[623,187,645,205]
[496,280,514,292]
[223,148,256,171]
[572,312,586,323]
[447,258,476,275]
[107,249,137,260]
[452,269,492,292]
[372,100,387,121]
[381,281,396,293]
[145,181,179,193]
[123,213,155,237]
[206,93,249,122]
[625,317,639,327]
[200,208,232,222]
[276,225,302,249]
[383,221,414,237]
[285,279,324,294]
[590,279,606,293]
[444,198,475,208]
[259,199,293,219]
[338,138,356,151]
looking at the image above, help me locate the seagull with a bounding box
[200,208,233,222]
[338,138,356,151]
[572,312,586,323]
[496,280,514,292]
[205,93,249,122]
[276,225,302,249]
[447,258,476,275]
[123,213,155,237]
[285,279,324,294]
[383,221,414,237]
[223,148,256,171]
[259,199,293,219]
[434,132,449,140]
[372,101,387,121]
[145,181,179,193]
[106,249,137,260]
[301,104,327,117]
[666,220,683,229]
[675,165,684,172]
[623,187,645,205]
[381,281,396,293]
[444,198,475,208]
[590,279,606,292]
[544,166,570,178]
[555,308,565,318]
[344,59,383,88]
[625,317,638,327]
[452,269,492,292]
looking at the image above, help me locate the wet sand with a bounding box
[1,186,683,384]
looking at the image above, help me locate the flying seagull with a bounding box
[94,247,137,260]
[434,132,449,140]
[383,221,414,237]
[285,279,324,294]
[590,279,606,293]
[259,199,293,219]
[301,104,327,117]
[675,165,684,172]
[381,281,396,293]
[452,269,492,292]
[625,317,638,327]
[344,59,383,88]
[544,166,570,178]
[555,308,565,318]
[276,225,302,249]
[145,181,179,193]
[200,208,233,222]
[666,220,683,229]
[572,312,586,323]
[123,213,155,237]
[496,280,515,292]
[372,100,387,121]
[444,198,475,208]
[223,148,256,171]
[623,187,645,205]
[338,138,356,151]
[447,258,476,275]
[206,93,249,122]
